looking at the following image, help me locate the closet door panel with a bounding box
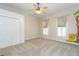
[0,16,22,48]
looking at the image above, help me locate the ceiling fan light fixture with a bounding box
[36,10,42,14]
[33,3,48,14]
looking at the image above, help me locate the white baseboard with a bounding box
[25,37,79,46]
[43,37,79,46]
[25,37,42,41]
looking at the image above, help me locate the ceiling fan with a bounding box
[33,3,48,14]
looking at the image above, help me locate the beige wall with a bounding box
[66,14,76,37]
[24,15,40,40]
[40,7,78,42]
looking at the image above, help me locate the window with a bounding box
[43,28,48,35]
[57,27,66,37]
[57,16,67,38]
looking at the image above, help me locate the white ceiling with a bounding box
[0,3,79,17]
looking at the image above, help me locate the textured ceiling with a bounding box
[0,3,79,17]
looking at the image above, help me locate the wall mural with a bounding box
[68,10,79,43]
[74,10,79,43]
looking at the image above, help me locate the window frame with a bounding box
[57,27,66,37]
[43,27,48,35]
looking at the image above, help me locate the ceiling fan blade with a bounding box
[33,4,37,7]
[40,8,44,11]
[43,6,48,9]
[40,8,47,14]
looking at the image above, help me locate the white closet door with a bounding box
[0,16,24,48]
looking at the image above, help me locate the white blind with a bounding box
[43,19,49,28]
[57,16,67,27]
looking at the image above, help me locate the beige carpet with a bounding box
[0,39,79,56]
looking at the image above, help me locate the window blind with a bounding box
[57,16,67,27]
[42,19,49,28]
